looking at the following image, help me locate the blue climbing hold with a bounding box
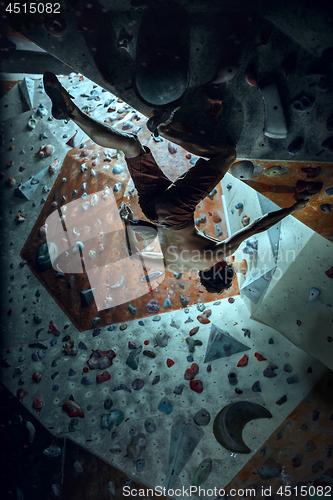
[173,384,185,395]
[174,273,182,279]
[138,320,144,326]
[81,376,93,385]
[68,368,76,376]
[113,165,124,174]
[325,187,333,196]
[53,384,59,391]
[92,329,101,337]
[163,298,171,308]
[235,202,243,209]
[78,342,87,350]
[107,325,116,331]
[215,224,222,237]
[158,398,173,414]
[179,282,185,288]
[187,354,194,362]
[50,339,57,346]
[189,156,199,165]
[180,293,189,307]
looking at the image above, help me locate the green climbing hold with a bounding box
[101,409,124,431]
[36,242,58,272]
[128,304,137,315]
[34,314,42,324]
[192,458,212,486]
[120,324,127,331]
[51,356,61,367]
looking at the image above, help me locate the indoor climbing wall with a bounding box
[13,74,237,333]
[221,168,333,371]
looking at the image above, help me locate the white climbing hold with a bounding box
[91,194,98,207]
[26,421,35,443]
[73,461,83,473]
[309,287,321,303]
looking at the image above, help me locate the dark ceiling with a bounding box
[2,0,333,161]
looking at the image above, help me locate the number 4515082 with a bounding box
[6,3,61,14]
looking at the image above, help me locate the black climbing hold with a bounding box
[287,375,299,384]
[92,328,101,337]
[304,441,317,452]
[228,372,238,386]
[80,289,95,308]
[252,381,261,392]
[62,335,70,342]
[311,461,324,473]
[104,398,113,410]
[301,424,308,431]
[312,410,320,421]
[78,342,87,350]
[292,454,303,467]
[276,395,287,405]
[69,368,76,376]
[152,374,160,385]
[268,338,274,344]
[68,276,74,288]
[288,136,304,155]
[193,409,211,426]
[291,91,314,111]
[276,431,283,440]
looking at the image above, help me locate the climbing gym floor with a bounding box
[1,74,333,500]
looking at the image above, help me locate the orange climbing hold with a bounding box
[237,354,249,367]
[212,211,221,223]
[255,352,267,361]
[197,314,210,324]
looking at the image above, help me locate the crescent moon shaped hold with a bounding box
[213,401,272,454]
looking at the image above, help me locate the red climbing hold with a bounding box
[300,167,321,179]
[228,298,235,304]
[32,372,42,383]
[48,320,60,336]
[325,266,333,279]
[63,401,85,418]
[245,62,256,86]
[237,354,249,367]
[235,388,243,394]
[255,352,267,361]
[17,388,28,400]
[326,113,333,132]
[189,326,199,336]
[184,363,199,380]
[190,379,203,393]
[33,397,44,412]
[166,358,175,367]
[281,52,296,79]
[96,371,111,384]
[144,340,150,345]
